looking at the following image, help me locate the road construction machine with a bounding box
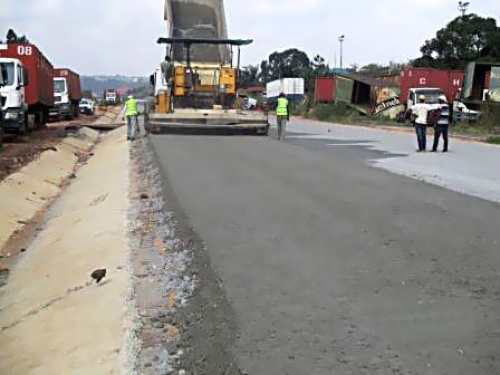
[148,0,269,135]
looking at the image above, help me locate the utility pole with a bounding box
[458,1,470,17]
[338,35,345,70]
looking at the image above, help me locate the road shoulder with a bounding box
[0,127,134,374]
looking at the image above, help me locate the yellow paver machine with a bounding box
[149,37,269,135]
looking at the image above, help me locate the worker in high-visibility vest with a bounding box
[124,94,139,141]
[275,92,290,141]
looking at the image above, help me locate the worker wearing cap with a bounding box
[431,95,451,152]
[275,93,290,141]
[409,95,430,152]
[124,94,139,141]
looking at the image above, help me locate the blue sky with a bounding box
[1,0,499,76]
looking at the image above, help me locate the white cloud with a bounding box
[0,0,499,75]
[243,0,322,15]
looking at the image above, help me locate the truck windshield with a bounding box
[0,62,15,86]
[54,79,66,94]
[417,89,444,104]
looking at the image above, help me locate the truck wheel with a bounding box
[0,126,4,149]
[18,114,28,135]
[18,122,28,135]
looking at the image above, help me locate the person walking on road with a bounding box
[276,93,290,141]
[431,95,451,153]
[410,95,430,152]
[124,94,139,141]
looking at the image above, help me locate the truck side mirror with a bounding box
[150,74,155,87]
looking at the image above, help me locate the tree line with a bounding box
[239,12,500,89]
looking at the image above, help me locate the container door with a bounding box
[462,62,475,100]
[336,77,354,103]
[489,67,500,102]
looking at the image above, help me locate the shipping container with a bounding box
[0,42,54,132]
[400,67,464,103]
[315,77,336,103]
[462,62,500,107]
[266,78,305,102]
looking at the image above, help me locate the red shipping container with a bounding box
[54,68,82,101]
[0,43,54,107]
[400,67,464,103]
[315,77,336,103]
[485,70,491,89]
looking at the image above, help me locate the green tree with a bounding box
[413,14,500,69]
[240,64,260,88]
[259,60,270,84]
[311,54,329,76]
[356,62,405,76]
[267,48,311,80]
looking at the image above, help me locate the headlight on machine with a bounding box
[219,84,226,93]
[5,111,19,120]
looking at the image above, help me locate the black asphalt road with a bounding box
[150,130,500,375]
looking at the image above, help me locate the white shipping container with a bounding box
[266,78,305,101]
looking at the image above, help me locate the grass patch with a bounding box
[303,101,499,139]
[484,136,500,144]
[313,103,369,124]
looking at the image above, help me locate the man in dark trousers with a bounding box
[409,95,430,152]
[275,93,290,141]
[432,95,451,152]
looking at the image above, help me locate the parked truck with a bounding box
[50,68,82,120]
[0,42,54,134]
[400,67,464,103]
[0,71,4,148]
[104,89,118,105]
[266,78,305,104]
[402,68,479,121]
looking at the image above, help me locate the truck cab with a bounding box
[105,91,117,105]
[50,77,72,119]
[0,58,29,133]
[0,68,4,147]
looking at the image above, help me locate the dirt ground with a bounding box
[0,115,98,182]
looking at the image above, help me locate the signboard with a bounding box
[372,86,405,118]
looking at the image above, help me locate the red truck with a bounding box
[400,67,464,104]
[50,68,82,120]
[0,42,54,133]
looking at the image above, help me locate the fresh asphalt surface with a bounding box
[150,119,500,374]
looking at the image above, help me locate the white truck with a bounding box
[0,42,54,134]
[105,90,118,105]
[266,78,305,103]
[0,69,4,147]
[405,87,480,122]
[50,68,82,120]
[0,57,30,133]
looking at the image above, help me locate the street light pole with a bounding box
[458,1,470,17]
[338,35,345,70]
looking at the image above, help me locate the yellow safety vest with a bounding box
[125,98,138,116]
[276,97,288,116]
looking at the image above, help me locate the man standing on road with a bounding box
[410,95,430,152]
[276,93,290,141]
[431,95,451,153]
[124,94,139,141]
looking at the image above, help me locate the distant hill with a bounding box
[81,75,149,96]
